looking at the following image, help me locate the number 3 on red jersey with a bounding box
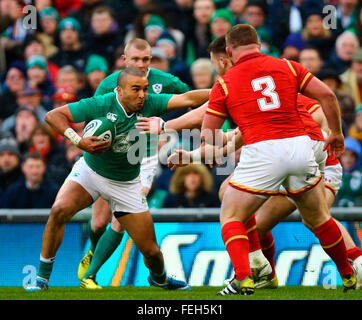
[251,76,281,111]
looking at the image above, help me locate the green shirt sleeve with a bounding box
[94,71,120,96]
[68,93,113,123]
[143,93,173,117]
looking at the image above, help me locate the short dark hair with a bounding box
[22,151,44,163]
[207,35,227,55]
[117,67,147,88]
[92,5,114,18]
[226,24,259,49]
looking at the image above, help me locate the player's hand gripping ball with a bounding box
[82,117,116,145]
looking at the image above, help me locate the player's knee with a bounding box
[142,243,161,260]
[91,218,109,232]
[49,201,75,225]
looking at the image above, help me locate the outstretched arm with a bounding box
[166,89,210,111]
[135,102,208,134]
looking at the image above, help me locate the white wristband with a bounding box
[190,148,201,163]
[64,128,81,146]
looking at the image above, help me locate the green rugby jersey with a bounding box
[94,68,189,156]
[69,91,172,181]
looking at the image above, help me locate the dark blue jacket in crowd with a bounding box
[0,177,58,209]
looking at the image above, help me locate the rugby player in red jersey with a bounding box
[201,24,356,295]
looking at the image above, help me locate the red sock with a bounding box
[221,221,251,281]
[347,247,362,261]
[259,231,276,278]
[245,215,261,253]
[314,218,353,277]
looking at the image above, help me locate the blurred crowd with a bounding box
[0,0,361,209]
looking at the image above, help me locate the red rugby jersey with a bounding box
[297,94,324,141]
[299,95,340,166]
[207,53,314,145]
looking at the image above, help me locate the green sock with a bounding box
[84,228,124,278]
[38,257,55,281]
[88,219,106,252]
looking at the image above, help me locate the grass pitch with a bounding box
[1,286,361,300]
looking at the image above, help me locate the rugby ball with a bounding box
[82,117,116,144]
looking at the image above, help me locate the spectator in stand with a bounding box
[10,106,38,155]
[163,164,220,208]
[55,65,81,100]
[280,33,306,61]
[186,0,215,62]
[335,91,356,136]
[144,15,167,47]
[156,33,192,86]
[244,0,278,57]
[0,61,26,121]
[1,87,47,134]
[190,58,214,89]
[209,8,235,40]
[347,6,361,45]
[83,5,124,66]
[0,151,58,208]
[124,3,183,49]
[52,0,82,18]
[340,47,362,106]
[149,46,169,73]
[316,67,343,92]
[328,30,360,75]
[28,123,69,187]
[299,47,324,75]
[334,0,360,37]
[22,35,59,85]
[0,0,31,65]
[300,10,335,61]
[67,0,103,38]
[166,0,194,42]
[0,134,23,200]
[337,136,362,207]
[78,54,108,97]
[26,54,55,110]
[228,0,247,24]
[37,6,60,56]
[49,17,87,72]
[348,104,362,144]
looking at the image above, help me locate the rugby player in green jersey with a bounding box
[78,38,194,288]
[25,67,209,291]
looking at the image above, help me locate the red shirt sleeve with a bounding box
[298,94,320,114]
[206,79,228,119]
[287,60,314,92]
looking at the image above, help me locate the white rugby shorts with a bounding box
[229,135,322,197]
[66,157,149,214]
[140,154,159,189]
[324,163,343,195]
[280,139,327,196]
